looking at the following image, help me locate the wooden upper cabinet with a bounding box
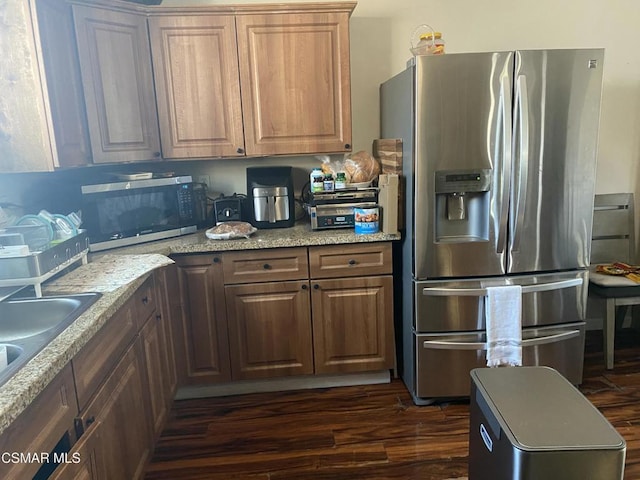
[36,0,91,168]
[236,10,353,156]
[0,0,57,172]
[72,4,161,163]
[149,15,245,159]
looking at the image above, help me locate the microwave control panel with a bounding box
[177,184,194,220]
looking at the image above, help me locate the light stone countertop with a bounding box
[89,222,401,258]
[0,223,400,435]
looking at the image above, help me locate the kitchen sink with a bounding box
[0,295,100,342]
[0,292,101,386]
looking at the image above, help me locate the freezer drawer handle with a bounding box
[421,277,582,297]
[422,329,580,350]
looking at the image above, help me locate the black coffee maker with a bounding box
[246,166,295,229]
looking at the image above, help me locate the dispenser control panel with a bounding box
[435,169,491,193]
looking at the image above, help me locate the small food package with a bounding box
[205,221,257,240]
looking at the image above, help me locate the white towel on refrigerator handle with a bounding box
[485,285,522,367]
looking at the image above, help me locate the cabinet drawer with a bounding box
[134,275,157,330]
[309,243,392,279]
[223,248,309,284]
[73,295,137,411]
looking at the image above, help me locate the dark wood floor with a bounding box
[145,330,640,480]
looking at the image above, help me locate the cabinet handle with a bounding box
[313,284,320,290]
[213,257,221,263]
[301,284,308,290]
[156,314,162,322]
[237,147,245,154]
[142,296,149,305]
[348,259,356,265]
[263,263,271,270]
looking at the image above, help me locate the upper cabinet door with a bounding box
[236,12,352,156]
[0,0,57,172]
[149,15,245,159]
[72,5,161,163]
[36,0,92,168]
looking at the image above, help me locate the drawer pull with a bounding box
[213,257,221,263]
[348,259,357,265]
[263,263,271,270]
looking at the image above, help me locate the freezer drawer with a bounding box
[469,367,625,480]
[414,323,585,399]
[415,271,587,332]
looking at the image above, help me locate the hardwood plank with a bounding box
[146,329,640,480]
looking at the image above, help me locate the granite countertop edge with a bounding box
[0,225,401,435]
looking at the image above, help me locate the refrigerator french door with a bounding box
[380,49,604,404]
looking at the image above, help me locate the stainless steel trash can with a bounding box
[469,366,626,480]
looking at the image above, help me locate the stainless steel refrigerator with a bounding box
[380,49,604,405]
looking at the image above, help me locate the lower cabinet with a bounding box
[0,364,77,479]
[141,310,170,438]
[50,421,102,480]
[173,254,232,384]
[76,338,152,480]
[173,242,395,386]
[311,276,395,374]
[225,280,313,379]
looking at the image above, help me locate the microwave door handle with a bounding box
[497,73,512,254]
[421,277,582,296]
[422,329,580,350]
[512,74,530,252]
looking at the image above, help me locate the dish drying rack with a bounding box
[0,231,89,297]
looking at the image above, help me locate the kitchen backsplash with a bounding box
[0,155,327,217]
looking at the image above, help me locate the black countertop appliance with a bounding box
[246,166,295,229]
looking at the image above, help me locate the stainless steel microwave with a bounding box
[81,176,198,251]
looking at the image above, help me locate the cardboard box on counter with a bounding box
[373,138,402,176]
[373,139,404,230]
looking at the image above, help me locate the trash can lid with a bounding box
[471,366,626,451]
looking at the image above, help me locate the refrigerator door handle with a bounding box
[496,74,512,254]
[512,74,530,252]
[422,329,580,350]
[422,277,582,297]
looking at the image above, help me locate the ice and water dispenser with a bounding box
[434,169,491,242]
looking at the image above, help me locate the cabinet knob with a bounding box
[263,263,271,270]
[213,257,221,263]
[156,314,162,322]
[142,296,149,305]
[345,144,351,149]
[348,259,356,265]
[153,151,161,158]
[237,147,245,154]
[313,284,320,290]
[301,284,308,290]
[86,416,95,427]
